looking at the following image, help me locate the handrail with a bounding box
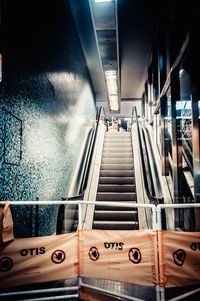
[132,106,163,205]
[57,107,106,233]
[67,106,106,201]
[68,107,105,200]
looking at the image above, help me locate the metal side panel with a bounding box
[147,125,174,230]
[132,124,148,230]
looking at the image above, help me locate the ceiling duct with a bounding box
[90,0,120,113]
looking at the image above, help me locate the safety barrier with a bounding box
[1,201,200,301]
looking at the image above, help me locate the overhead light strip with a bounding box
[105,70,119,111]
[94,0,112,2]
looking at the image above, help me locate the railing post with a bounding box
[160,287,165,301]
[77,202,82,298]
[156,205,165,301]
[157,205,162,230]
[78,203,82,230]
[152,206,157,230]
[156,286,161,301]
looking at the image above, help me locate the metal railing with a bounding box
[0,200,156,301]
[1,201,200,301]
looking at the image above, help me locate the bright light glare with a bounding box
[105,70,119,111]
[95,0,112,2]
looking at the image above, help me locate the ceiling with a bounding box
[69,0,160,106]
[118,0,159,100]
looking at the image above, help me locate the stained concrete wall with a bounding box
[0,0,96,237]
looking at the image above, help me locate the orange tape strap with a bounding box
[158,231,200,288]
[0,232,78,289]
[79,229,157,287]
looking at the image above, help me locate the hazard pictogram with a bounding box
[51,250,66,264]
[89,246,100,261]
[0,257,13,272]
[173,249,186,266]
[128,248,142,264]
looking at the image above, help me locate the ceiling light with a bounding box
[105,70,119,111]
[94,0,112,2]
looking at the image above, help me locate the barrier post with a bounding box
[152,206,158,230]
[156,205,165,301]
[78,203,82,231]
[157,206,162,231]
[160,287,165,301]
[156,286,161,301]
[78,202,83,299]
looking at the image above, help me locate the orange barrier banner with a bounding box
[3,228,200,290]
[0,201,14,245]
[158,231,200,287]
[0,232,78,289]
[79,229,158,286]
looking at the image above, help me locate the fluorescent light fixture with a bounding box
[179,68,184,77]
[105,70,119,111]
[94,0,112,2]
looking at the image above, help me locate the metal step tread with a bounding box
[101,159,133,165]
[94,210,138,221]
[98,184,136,192]
[101,164,134,170]
[97,192,136,195]
[103,147,132,152]
[104,143,132,147]
[99,177,135,184]
[94,210,137,214]
[102,153,133,158]
[95,204,137,211]
[100,170,134,177]
[104,140,132,144]
[105,132,131,135]
[97,192,137,201]
[93,221,139,225]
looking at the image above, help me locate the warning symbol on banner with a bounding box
[173,249,186,266]
[128,248,142,264]
[0,257,13,272]
[89,246,100,262]
[51,250,66,264]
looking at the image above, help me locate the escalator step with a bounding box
[97,192,137,201]
[99,177,135,184]
[101,164,134,170]
[100,170,134,177]
[98,184,136,192]
[93,221,139,230]
[94,210,138,221]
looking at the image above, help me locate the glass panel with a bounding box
[163,86,173,195]
[156,110,161,155]
[178,69,193,177]
[165,86,172,157]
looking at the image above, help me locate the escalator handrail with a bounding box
[64,106,105,202]
[56,107,106,233]
[132,106,163,205]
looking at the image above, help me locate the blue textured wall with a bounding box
[0,0,96,237]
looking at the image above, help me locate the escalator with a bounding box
[182,126,193,174]
[93,131,139,230]
[58,106,165,233]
